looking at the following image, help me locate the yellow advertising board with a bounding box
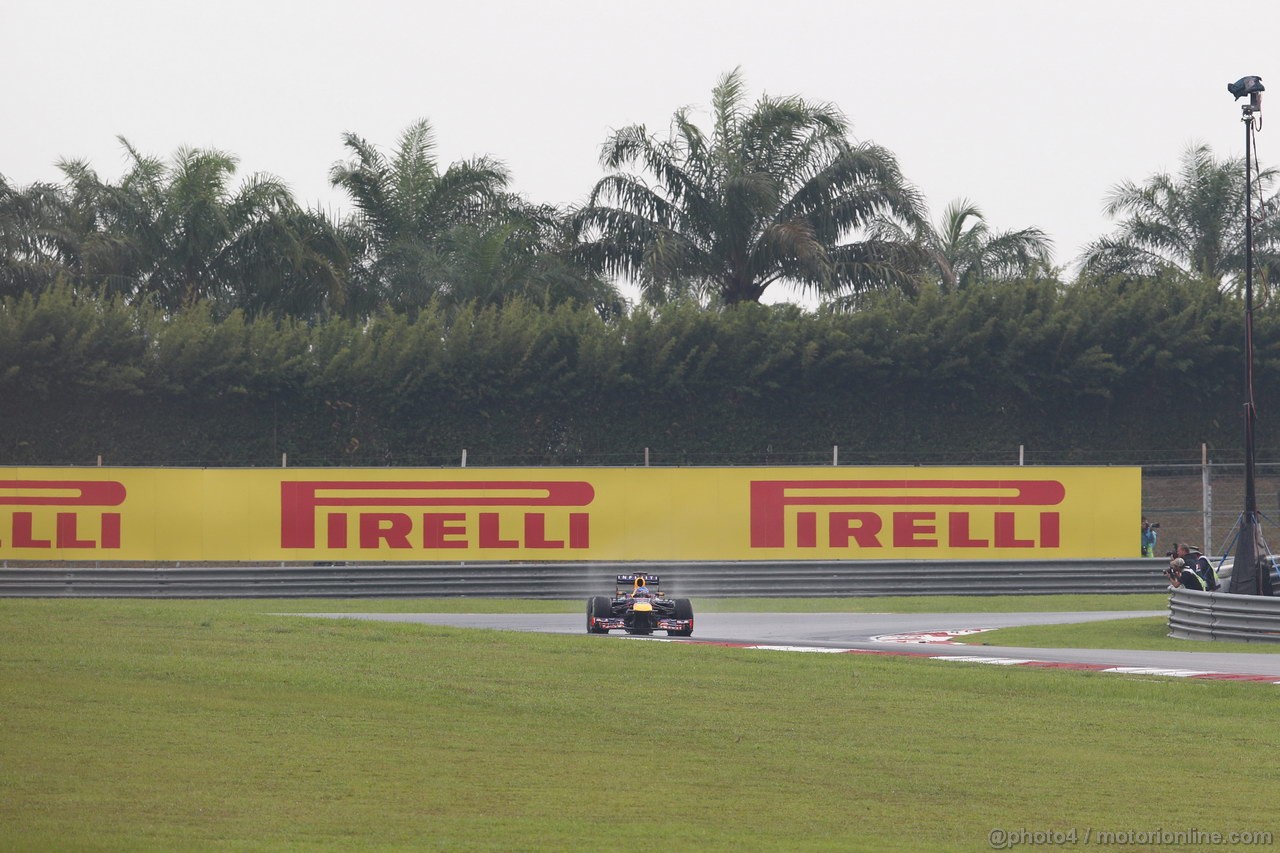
[0,466,1138,561]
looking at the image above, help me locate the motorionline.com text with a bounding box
[988,827,1273,848]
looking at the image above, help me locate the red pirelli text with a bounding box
[0,480,126,549]
[280,480,595,551]
[750,479,1065,550]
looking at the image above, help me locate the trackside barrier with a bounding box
[1167,587,1280,643]
[0,559,1167,599]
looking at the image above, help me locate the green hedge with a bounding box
[0,277,1271,466]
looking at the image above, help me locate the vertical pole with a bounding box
[96,455,103,467]
[644,447,649,467]
[461,449,468,468]
[1202,443,1212,553]
[277,448,286,568]
[833,445,839,467]
[1230,98,1272,596]
[1018,445,1024,466]
[1245,107,1259,523]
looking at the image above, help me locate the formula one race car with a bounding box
[586,573,694,636]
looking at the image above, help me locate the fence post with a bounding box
[461,449,468,468]
[1202,443,1212,551]
[833,445,839,466]
[644,447,650,467]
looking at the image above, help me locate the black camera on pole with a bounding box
[1229,75,1265,112]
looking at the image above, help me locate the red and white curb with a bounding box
[871,628,995,644]
[631,634,1280,684]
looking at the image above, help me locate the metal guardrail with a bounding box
[0,559,1168,599]
[1167,587,1280,643]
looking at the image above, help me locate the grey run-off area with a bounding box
[294,610,1280,678]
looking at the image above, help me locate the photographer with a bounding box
[1166,556,1207,591]
[1174,542,1221,591]
[1141,519,1159,557]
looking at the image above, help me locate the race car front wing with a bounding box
[591,615,693,633]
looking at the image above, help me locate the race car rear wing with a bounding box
[616,573,659,585]
[615,573,661,595]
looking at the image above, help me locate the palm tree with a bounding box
[1079,143,1280,286]
[123,143,307,309]
[221,205,356,320]
[434,203,625,317]
[869,198,1054,291]
[0,174,71,297]
[328,119,512,310]
[2,159,165,301]
[48,139,352,316]
[570,69,926,306]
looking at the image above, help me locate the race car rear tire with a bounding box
[587,596,612,633]
[668,598,694,636]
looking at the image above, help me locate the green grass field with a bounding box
[958,616,1280,654]
[2,597,1277,851]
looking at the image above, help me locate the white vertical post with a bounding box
[1202,443,1213,552]
[279,449,288,568]
[1018,445,1025,466]
[461,449,468,468]
[97,455,103,467]
[644,447,650,467]
[833,445,839,466]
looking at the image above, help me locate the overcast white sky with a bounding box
[4,0,1276,301]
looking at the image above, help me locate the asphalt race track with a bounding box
[297,610,1280,680]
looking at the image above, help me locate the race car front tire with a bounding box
[587,596,612,633]
[668,598,694,636]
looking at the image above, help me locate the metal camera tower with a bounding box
[1228,75,1274,596]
